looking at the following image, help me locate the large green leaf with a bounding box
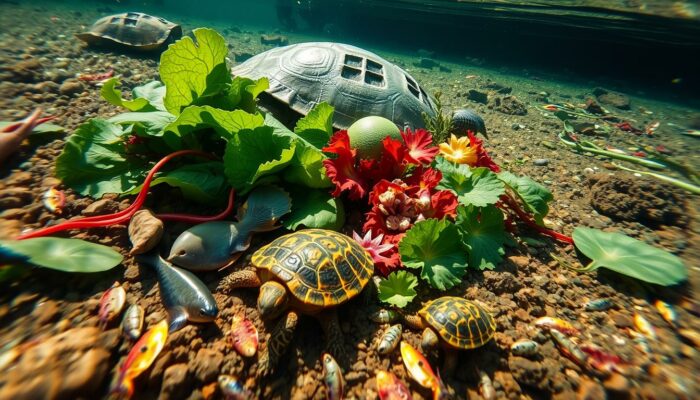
[572,227,687,286]
[283,187,344,230]
[55,119,147,196]
[163,105,265,147]
[223,126,296,193]
[224,76,269,113]
[125,162,228,204]
[293,102,334,149]
[456,204,506,270]
[160,28,231,115]
[498,171,553,224]
[101,78,165,112]
[399,219,468,291]
[108,111,176,136]
[377,270,418,308]
[0,238,123,273]
[435,157,504,207]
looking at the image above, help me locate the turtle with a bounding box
[403,296,496,373]
[231,42,437,130]
[218,229,374,375]
[76,12,182,51]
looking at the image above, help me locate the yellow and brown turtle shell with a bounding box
[419,296,496,349]
[252,229,374,308]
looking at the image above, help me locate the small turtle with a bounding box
[76,12,182,51]
[218,229,374,376]
[404,296,496,373]
[232,42,437,130]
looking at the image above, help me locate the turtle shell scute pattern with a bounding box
[420,296,496,349]
[252,229,374,307]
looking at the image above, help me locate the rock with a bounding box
[467,89,488,104]
[491,95,527,115]
[0,327,111,399]
[0,187,32,209]
[0,219,22,239]
[603,373,630,396]
[508,256,529,268]
[234,51,254,62]
[5,171,33,186]
[484,81,512,94]
[159,363,192,400]
[509,356,548,389]
[484,271,523,295]
[82,198,120,216]
[32,299,61,325]
[260,34,288,46]
[6,58,43,82]
[415,57,440,69]
[33,81,60,94]
[533,159,549,166]
[191,348,224,383]
[59,79,84,97]
[584,98,604,114]
[45,68,74,83]
[594,88,630,110]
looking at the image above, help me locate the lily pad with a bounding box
[572,227,687,286]
[377,270,418,308]
[0,238,123,273]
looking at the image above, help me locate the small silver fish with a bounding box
[121,304,144,341]
[136,252,218,332]
[322,352,344,400]
[168,186,291,271]
[377,324,402,355]
[478,370,496,400]
[98,281,126,328]
[218,375,253,400]
[550,329,588,368]
[510,339,538,357]
[370,309,399,324]
[584,299,615,312]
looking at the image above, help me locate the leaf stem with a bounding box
[613,163,700,195]
[499,194,574,244]
[558,131,667,170]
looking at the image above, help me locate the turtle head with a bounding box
[258,281,288,320]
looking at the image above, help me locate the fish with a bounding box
[230,313,258,357]
[645,121,660,136]
[377,324,402,355]
[510,339,538,357]
[628,329,651,355]
[98,281,126,328]
[579,344,626,374]
[478,370,496,400]
[584,299,615,311]
[42,187,65,214]
[376,370,413,400]
[322,353,344,400]
[111,319,168,397]
[534,317,579,335]
[121,304,144,341]
[549,329,588,368]
[218,375,254,400]
[654,300,678,329]
[370,309,400,324]
[78,69,114,82]
[168,185,291,271]
[400,341,438,389]
[633,313,657,341]
[135,252,218,333]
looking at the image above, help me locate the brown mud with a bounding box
[1,2,699,400]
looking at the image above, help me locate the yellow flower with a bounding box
[438,134,477,165]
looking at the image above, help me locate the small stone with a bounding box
[533,159,549,166]
[82,198,120,216]
[578,379,605,400]
[467,89,488,104]
[508,256,529,268]
[191,348,223,383]
[596,91,630,110]
[33,299,60,325]
[159,363,192,400]
[59,79,84,96]
[260,34,288,46]
[603,373,630,394]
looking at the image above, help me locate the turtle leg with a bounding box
[217,270,261,293]
[258,310,299,377]
[441,350,458,378]
[318,310,346,361]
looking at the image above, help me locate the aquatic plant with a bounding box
[0,237,123,273]
[422,91,452,144]
[377,270,418,308]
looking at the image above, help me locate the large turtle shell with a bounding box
[76,12,182,51]
[419,297,496,349]
[252,229,374,308]
[231,42,437,130]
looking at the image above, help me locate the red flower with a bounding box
[427,190,458,219]
[401,128,439,164]
[468,131,501,173]
[323,131,368,200]
[405,167,442,194]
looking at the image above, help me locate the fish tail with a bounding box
[237,185,291,233]
[109,374,134,398]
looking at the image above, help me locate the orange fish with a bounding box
[42,187,65,214]
[78,69,114,82]
[111,320,168,397]
[230,313,258,357]
[634,313,657,340]
[376,370,413,400]
[400,341,447,400]
[534,317,579,335]
[98,281,126,328]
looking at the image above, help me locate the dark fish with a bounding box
[168,185,291,271]
[451,109,487,138]
[136,252,218,332]
[584,298,615,311]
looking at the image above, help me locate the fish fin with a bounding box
[168,309,188,333]
[237,185,291,233]
[134,251,162,267]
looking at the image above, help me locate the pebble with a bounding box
[191,348,224,383]
[533,158,549,166]
[160,363,193,399]
[81,198,119,216]
[602,373,630,394]
[58,79,84,96]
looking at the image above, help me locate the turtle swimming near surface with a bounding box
[76,12,182,51]
[231,42,437,130]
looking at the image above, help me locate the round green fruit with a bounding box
[347,116,401,160]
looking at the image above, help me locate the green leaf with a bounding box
[223,126,296,193]
[0,238,123,273]
[55,119,147,196]
[160,28,231,115]
[108,111,176,136]
[101,78,167,112]
[283,187,344,230]
[456,204,506,270]
[435,157,505,207]
[293,102,334,149]
[377,270,418,308]
[224,76,269,113]
[399,219,468,290]
[163,105,265,147]
[498,171,553,224]
[125,162,228,204]
[572,227,687,286]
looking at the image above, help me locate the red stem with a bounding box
[17,150,224,240]
[499,194,574,244]
[157,188,235,223]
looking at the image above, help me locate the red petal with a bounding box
[363,207,405,245]
[427,190,458,219]
[401,128,439,164]
[368,179,406,206]
[468,131,500,173]
[323,130,355,158]
[405,167,442,194]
